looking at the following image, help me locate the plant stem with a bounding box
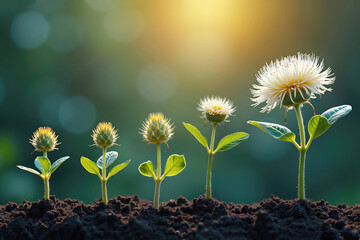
[205,123,217,199]
[102,147,108,205]
[44,177,50,200]
[154,143,161,209]
[294,105,307,200]
[43,151,49,200]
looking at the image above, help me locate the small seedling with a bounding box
[138,113,186,210]
[80,122,131,205]
[184,96,249,199]
[17,127,70,200]
[248,53,352,199]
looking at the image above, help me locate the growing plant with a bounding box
[183,96,249,199]
[138,113,186,210]
[248,53,352,199]
[17,127,70,200]
[80,122,131,205]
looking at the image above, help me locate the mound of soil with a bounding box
[0,195,359,240]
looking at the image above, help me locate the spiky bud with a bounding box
[140,113,174,144]
[91,122,119,148]
[30,127,59,152]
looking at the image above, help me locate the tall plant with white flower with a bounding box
[248,53,352,199]
[184,96,249,199]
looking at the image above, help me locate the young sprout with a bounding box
[80,122,131,205]
[183,96,249,199]
[17,127,70,200]
[138,113,186,210]
[248,53,352,199]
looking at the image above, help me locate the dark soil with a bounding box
[0,195,359,240]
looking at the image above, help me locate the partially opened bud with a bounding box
[30,127,59,152]
[91,122,119,148]
[198,96,236,124]
[140,113,174,144]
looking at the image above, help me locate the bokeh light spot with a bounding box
[137,64,177,102]
[58,97,97,134]
[179,34,230,77]
[47,15,84,53]
[85,0,116,12]
[39,94,66,126]
[104,9,144,42]
[11,11,49,49]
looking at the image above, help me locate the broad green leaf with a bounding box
[215,132,249,152]
[138,161,156,179]
[36,156,51,173]
[307,115,331,139]
[183,123,208,150]
[97,151,118,169]
[34,158,44,173]
[80,156,100,176]
[247,121,296,143]
[49,156,70,175]
[321,105,352,125]
[17,165,41,176]
[307,105,352,140]
[107,160,131,179]
[163,154,186,178]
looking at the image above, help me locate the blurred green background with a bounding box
[0,0,359,206]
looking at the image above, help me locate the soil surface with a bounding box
[0,195,359,240]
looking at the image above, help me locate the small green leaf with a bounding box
[49,156,70,175]
[162,154,186,178]
[17,165,41,176]
[183,123,208,150]
[36,156,51,173]
[34,158,44,173]
[307,115,331,139]
[247,121,296,143]
[307,105,352,140]
[321,105,352,125]
[97,151,118,169]
[215,132,249,152]
[107,160,131,179]
[80,156,100,176]
[138,161,156,179]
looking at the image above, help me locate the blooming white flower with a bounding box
[251,53,335,113]
[198,96,235,123]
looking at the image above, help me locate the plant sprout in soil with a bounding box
[184,96,249,199]
[248,52,352,199]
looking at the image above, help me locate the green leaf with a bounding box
[307,115,331,139]
[247,121,296,143]
[97,151,118,169]
[80,156,100,176]
[34,158,44,173]
[183,123,208,150]
[215,132,249,152]
[307,105,352,140]
[321,105,352,125]
[36,156,51,173]
[49,156,70,175]
[107,160,131,179]
[138,161,156,179]
[162,154,186,178]
[17,165,41,176]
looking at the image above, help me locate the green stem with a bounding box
[294,105,307,200]
[43,151,49,200]
[154,180,161,210]
[205,123,217,199]
[102,147,108,205]
[44,177,49,200]
[154,143,161,209]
